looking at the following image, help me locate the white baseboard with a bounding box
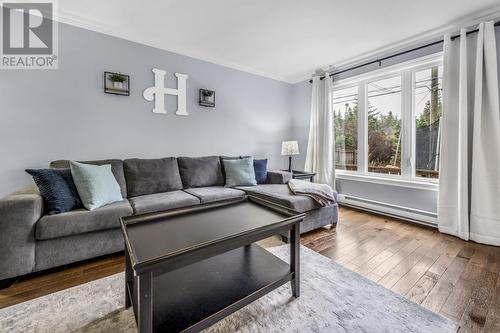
[338,194,437,228]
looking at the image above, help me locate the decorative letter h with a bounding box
[143,68,189,116]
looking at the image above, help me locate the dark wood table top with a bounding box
[121,197,304,270]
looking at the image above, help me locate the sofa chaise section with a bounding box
[238,183,338,240]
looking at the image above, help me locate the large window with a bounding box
[333,86,358,171]
[332,55,442,182]
[367,76,402,175]
[414,66,443,179]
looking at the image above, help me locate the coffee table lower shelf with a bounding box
[127,244,293,332]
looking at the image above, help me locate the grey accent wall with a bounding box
[291,28,500,216]
[0,22,293,197]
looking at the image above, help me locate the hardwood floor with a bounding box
[1,206,499,332]
[302,207,500,333]
[0,253,124,310]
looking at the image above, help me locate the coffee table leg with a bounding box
[137,272,153,333]
[125,246,133,308]
[290,222,300,298]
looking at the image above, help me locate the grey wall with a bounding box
[0,22,294,197]
[291,27,500,215]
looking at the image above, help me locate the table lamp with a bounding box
[281,141,300,172]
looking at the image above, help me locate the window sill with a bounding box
[336,171,439,191]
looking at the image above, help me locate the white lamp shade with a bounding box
[281,141,300,155]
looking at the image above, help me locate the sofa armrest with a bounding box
[0,187,43,280]
[332,190,338,203]
[267,170,292,184]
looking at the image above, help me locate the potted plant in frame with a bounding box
[202,90,213,99]
[199,89,215,107]
[108,72,127,90]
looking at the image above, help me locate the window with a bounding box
[414,66,443,179]
[333,86,358,171]
[367,76,402,175]
[331,54,443,182]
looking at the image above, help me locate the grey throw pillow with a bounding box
[223,157,257,187]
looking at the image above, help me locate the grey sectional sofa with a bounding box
[0,156,338,287]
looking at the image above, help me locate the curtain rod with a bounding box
[309,20,500,83]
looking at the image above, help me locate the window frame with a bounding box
[332,53,443,187]
[331,83,360,172]
[366,73,404,177]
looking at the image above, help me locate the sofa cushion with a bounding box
[253,159,268,184]
[25,168,82,214]
[184,187,246,204]
[237,184,320,213]
[219,156,240,179]
[50,159,127,198]
[70,161,123,211]
[222,157,257,187]
[128,190,200,215]
[124,158,183,197]
[177,156,224,188]
[36,200,133,240]
[266,170,292,184]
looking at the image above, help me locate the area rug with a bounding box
[0,245,457,333]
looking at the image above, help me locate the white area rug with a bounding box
[0,245,457,333]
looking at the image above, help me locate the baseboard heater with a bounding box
[337,194,437,227]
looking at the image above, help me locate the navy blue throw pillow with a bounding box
[253,159,268,184]
[26,168,82,215]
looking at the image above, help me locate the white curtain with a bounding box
[438,22,500,245]
[305,75,335,187]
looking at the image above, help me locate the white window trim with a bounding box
[332,52,443,185]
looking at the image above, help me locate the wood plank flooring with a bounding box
[302,207,500,333]
[1,206,499,333]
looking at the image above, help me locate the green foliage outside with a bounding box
[334,103,402,167]
[334,104,358,151]
[415,100,442,128]
[334,91,442,169]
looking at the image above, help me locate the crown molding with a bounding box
[55,10,294,84]
[290,5,500,85]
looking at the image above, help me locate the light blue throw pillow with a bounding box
[223,157,257,187]
[70,161,123,210]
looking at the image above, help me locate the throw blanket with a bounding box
[288,179,336,207]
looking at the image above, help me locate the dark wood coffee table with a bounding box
[120,196,305,333]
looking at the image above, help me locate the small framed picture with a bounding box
[104,72,130,96]
[199,89,215,107]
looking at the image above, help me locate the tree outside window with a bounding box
[333,86,358,171]
[367,76,402,175]
[331,56,442,181]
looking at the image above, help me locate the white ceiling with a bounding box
[58,0,500,83]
